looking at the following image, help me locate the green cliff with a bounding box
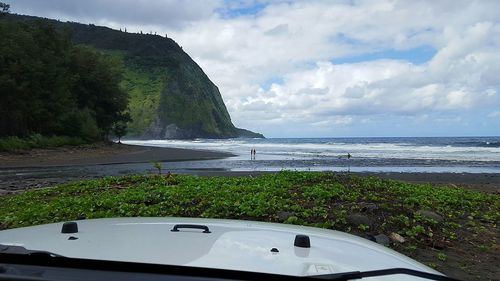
[6,14,264,139]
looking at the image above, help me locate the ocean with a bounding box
[124,136,500,173]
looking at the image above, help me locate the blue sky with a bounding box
[218,0,268,18]
[330,46,437,65]
[10,0,500,137]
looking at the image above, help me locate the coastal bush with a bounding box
[0,136,30,151]
[0,134,87,152]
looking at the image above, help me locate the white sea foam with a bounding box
[124,138,500,162]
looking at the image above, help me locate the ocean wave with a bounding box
[453,141,500,148]
[124,137,500,163]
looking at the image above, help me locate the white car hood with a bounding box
[0,217,440,280]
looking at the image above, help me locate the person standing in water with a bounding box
[251,149,256,160]
[347,153,351,172]
[253,149,257,159]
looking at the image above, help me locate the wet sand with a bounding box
[0,143,234,168]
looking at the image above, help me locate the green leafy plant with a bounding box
[437,252,447,261]
[151,161,162,175]
[358,224,370,231]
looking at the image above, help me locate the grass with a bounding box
[0,171,498,280]
[0,134,88,152]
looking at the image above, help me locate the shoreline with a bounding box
[0,143,235,169]
[1,169,499,195]
[0,144,498,194]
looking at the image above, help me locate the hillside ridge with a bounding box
[5,13,264,139]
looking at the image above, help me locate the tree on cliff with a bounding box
[0,2,9,13]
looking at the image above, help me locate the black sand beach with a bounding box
[0,144,234,168]
[0,144,499,194]
[0,144,234,193]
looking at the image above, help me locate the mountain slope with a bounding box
[6,14,264,139]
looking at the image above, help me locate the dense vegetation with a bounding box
[0,12,129,144]
[0,172,497,280]
[3,12,263,139]
[0,134,86,151]
[120,67,164,136]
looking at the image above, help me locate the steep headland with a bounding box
[4,13,264,139]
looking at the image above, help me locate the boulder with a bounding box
[277,211,295,221]
[389,232,406,243]
[417,210,444,223]
[359,202,378,212]
[347,214,372,227]
[374,234,390,246]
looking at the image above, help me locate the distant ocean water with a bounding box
[124,136,500,173]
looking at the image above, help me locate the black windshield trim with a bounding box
[0,253,461,281]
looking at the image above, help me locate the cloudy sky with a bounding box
[9,0,500,137]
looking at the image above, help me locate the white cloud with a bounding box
[11,0,220,28]
[154,1,500,136]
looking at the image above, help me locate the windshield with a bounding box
[0,1,498,281]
